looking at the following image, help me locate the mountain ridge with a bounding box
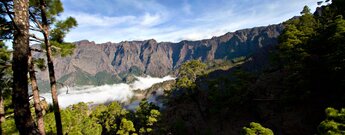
[36,24,284,86]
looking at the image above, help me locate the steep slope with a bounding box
[37,24,283,86]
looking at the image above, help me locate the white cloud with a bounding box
[41,76,175,108]
[140,13,163,27]
[131,76,174,90]
[64,12,136,27]
[61,1,318,44]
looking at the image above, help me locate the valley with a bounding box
[1,0,345,135]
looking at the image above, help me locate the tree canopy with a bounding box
[318,107,345,135]
[176,60,206,90]
[242,122,274,135]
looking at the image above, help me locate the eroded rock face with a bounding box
[38,24,283,85]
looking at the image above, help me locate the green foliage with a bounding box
[208,70,255,113]
[204,59,234,72]
[301,6,311,15]
[242,122,274,135]
[48,16,78,57]
[50,17,77,43]
[44,102,102,135]
[176,60,206,90]
[94,71,122,85]
[277,6,317,70]
[273,2,345,101]
[50,41,76,57]
[0,41,10,66]
[118,66,145,83]
[0,41,13,115]
[318,107,345,135]
[134,100,160,134]
[90,102,128,134]
[29,0,78,57]
[29,0,64,24]
[2,118,19,135]
[56,70,122,87]
[33,58,47,71]
[116,118,136,135]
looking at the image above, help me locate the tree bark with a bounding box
[39,0,63,134]
[28,52,46,135]
[12,0,38,134]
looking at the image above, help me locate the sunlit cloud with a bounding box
[140,13,163,27]
[41,76,175,108]
[67,12,136,27]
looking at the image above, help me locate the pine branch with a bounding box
[30,39,43,43]
[29,34,44,42]
[28,94,46,100]
[29,26,42,32]
[0,11,14,14]
[1,1,19,31]
[29,11,44,32]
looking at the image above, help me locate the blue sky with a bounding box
[40,1,320,44]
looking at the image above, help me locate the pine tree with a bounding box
[2,1,48,134]
[116,118,136,135]
[135,100,160,134]
[28,0,77,134]
[28,51,46,135]
[11,0,38,134]
[176,60,206,90]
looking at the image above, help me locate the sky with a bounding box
[5,0,319,47]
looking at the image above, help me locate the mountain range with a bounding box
[36,24,284,88]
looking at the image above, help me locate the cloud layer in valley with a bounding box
[41,76,175,108]
[59,0,319,43]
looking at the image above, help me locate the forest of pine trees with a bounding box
[0,0,344,135]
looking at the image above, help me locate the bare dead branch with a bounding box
[57,82,70,94]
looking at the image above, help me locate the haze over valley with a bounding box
[40,76,175,108]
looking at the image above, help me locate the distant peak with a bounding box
[146,39,157,44]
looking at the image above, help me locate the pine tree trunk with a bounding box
[28,52,46,135]
[44,33,63,135]
[39,0,63,134]
[12,0,38,134]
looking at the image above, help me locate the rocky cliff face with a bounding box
[37,24,283,86]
